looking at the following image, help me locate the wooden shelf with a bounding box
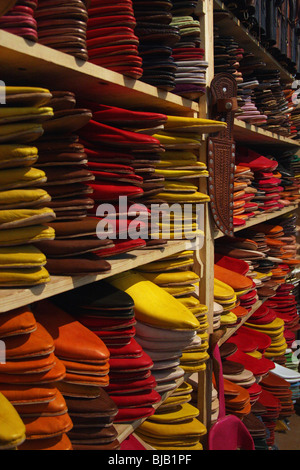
[234,119,300,148]
[214,204,299,239]
[0,31,199,116]
[218,300,263,346]
[213,0,294,84]
[0,239,200,314]
[115,373,189,444]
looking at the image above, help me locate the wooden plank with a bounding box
[214,204,299,239]
[218,300,263,346]
[234,120,300,148]
[0,240,197,313]
[0,31,198,116]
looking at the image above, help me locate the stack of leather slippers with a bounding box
[214,258,255,327]
[235,146,285,214]
[264,285,300,352]
[132,0,180,90]
[257,388,281,447]
[244,305,288,361]
[246,69,291,138]
[271,363,300,405]
[270,150,300,206]
[242,411,268,448]
[35,0,89,61]
[235,81,268,126]
[108,271,202,392]
[254,220,300,271]
[233,164,259,226]
[52,280,162,424]
[0,85,60,287]
[215,234,281,303]
[145,115,227,240]
[212,368,253,420]
[34,90,93,222]
[33,299,121,450]
[0,304,74,450]
[0,391,26,450]
[170,3,208,100]
[78,101,171,251]
[213,277,238,328]
[236,52,271,125]
[137,250,210,373]
[214,252,258,319]
[31,91,116,277]
[227,325,272,360]
[86,0,143,79]
[260,372,295,422]
[135,397,206,450]
[0,0,38,42]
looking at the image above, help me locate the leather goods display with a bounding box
[35,0,89,61]
[87,0,143,79]
[208,72,238,237]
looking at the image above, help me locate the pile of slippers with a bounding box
[235,146,285,214]
[135,388,206,451]
[52,280,161,424]
[33,299,120,450]
[35,0,89,60]
[0,304,74,450]
[171,1,208,100]
[86,0,143,79]
[136,249,210,373]
[233,163,258,227]
[132,0,180,90]
[0,85,58,288]
[0,0,38,42]
[77,101,168,252]
[30,90,116,277]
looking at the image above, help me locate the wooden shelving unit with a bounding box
[214,204,299,239]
